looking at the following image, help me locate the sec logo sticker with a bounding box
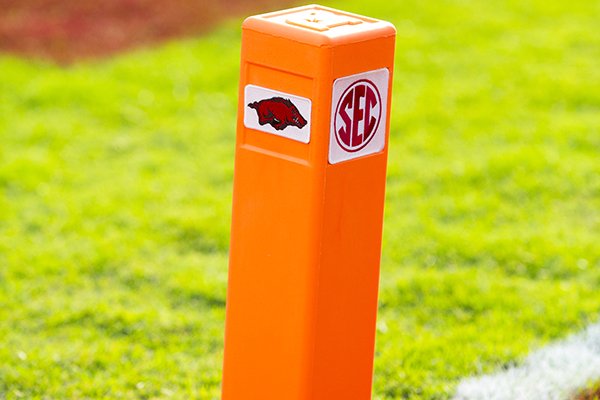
[329,68,389,164]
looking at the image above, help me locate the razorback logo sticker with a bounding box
[329,68,389,164]
[248,97,307,131]
[244,85,311,143]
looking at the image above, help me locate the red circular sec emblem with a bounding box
[334,79,382,153]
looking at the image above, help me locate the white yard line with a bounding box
[453,322,600,400]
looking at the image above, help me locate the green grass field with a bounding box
[1,0,599,398]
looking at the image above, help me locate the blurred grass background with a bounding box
[0,0,599,398]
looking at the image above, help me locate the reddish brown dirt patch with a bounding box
[0,0,293,63]
[574,385,600,400]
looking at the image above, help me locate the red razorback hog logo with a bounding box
[248,97,307,131]
[334,79,382,152]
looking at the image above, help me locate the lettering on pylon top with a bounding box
[285,9,364,32]
[242,5,396,47]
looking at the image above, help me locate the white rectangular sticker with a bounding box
[244,85,312,143]
[329,68,389,164]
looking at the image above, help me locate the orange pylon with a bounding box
[222,5,396,399]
